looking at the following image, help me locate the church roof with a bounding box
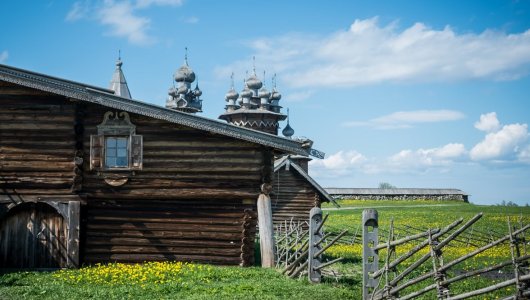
[0,63,312,156]
[109,57,132,99]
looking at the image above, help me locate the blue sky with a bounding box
[1,0,530,205]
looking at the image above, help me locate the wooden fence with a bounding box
[362,209,530,300]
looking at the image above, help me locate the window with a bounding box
[90,111,142,171]
[105,137,128,168]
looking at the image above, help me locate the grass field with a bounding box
[1,200,528,299]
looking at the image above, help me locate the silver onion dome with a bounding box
[168,86,177,97]
[270,89,282,101]
[246,73,262,90]
[177,85,188,94]
[258,86,270,98]
[175,64,196,83]
[282,123,295,138]
[240,84,253,98]
[225,87,239,101]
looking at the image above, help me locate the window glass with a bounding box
[105,137,128,168]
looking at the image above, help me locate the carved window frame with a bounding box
[90,111,143,172]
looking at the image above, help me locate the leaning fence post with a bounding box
[363,209,379,300]
[308,207,323,283]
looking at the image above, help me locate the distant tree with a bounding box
[379,182,396,189]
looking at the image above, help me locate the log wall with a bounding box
[79,101,263,266]
[1,82,266,267]
[0,82,75,195]
[271,168,319,225]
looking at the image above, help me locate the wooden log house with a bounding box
[272,155,338,225]
[0,63,313,269]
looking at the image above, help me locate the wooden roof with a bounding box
[0,63,311,156]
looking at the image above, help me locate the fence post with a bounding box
[363,209,379,300]
[308,207,323,283]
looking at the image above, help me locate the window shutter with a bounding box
[131,135,143,170]
[90,135,104,170]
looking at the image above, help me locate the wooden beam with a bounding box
[257,192,275,267]
[66,201,80,268]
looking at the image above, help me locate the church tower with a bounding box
[166,48,203,113]
[109,52,132,99]
[219,59,286,135]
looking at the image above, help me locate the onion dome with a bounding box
[225,87,238,101]
[246,73,262,90]
[177,85,188,95]
[270,89,282,101]
[194,86,202,97]
[168,86,177,97]
[282,108,295,138]
[282,123,295,138]
[258,86,270,99]
[175,64,196,83]
[240,82,253,98]
[174,48,196,83]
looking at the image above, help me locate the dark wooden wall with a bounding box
[0,82,75,195]
[1,82,267,267]
[271,168,319,226]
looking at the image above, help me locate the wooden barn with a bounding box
[0,62,315,269]
[271,155,338,225]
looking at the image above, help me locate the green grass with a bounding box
[0,265,358,300]
[1,199,528,299]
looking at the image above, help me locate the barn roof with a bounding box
[325,188,468,196]
[0,63,311,156]
[275,156,339,207]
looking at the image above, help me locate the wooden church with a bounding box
[0,54,330,270]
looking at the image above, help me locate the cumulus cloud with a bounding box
[470,123,529,161]
[65,0,185,45]
[98,0,153,45]
[517,145,530,163]
[216,17,530,87]
[388,143,467,170]
[474,112,500,132]
[0,50,8,63]
[343,109,465,129]
[309,150,368,177]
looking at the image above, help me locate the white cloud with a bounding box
[66,1,90,21]
[98,0,153,45]
[470,123,529,161]
[343,109,465,129]
[474,112,500,132]
[517,145,530,163]
[66,0,185,45]
[310,150,368,177]
[0,50,8,63]
[135,0,183,8]
[217,17,530,88]
[388,143,467,170]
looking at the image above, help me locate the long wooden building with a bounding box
[0,62,315,269]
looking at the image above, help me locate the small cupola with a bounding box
[109,51,132,99]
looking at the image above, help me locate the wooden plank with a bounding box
[67,201,80,268]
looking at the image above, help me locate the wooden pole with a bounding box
[66,201,80,268]
[258,183,275,268]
